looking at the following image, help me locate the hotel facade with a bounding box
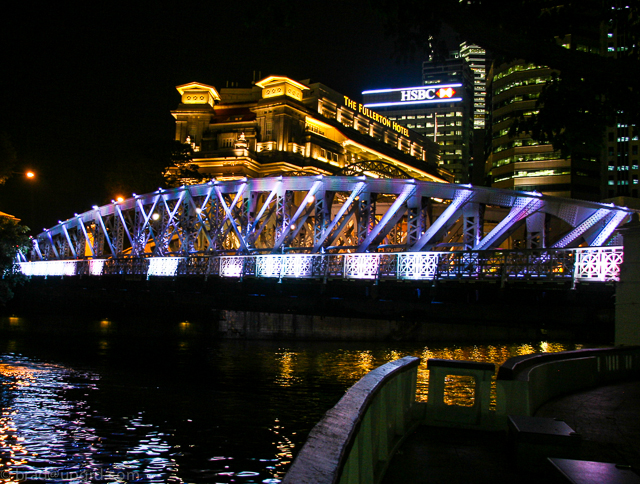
[167,77,450,185]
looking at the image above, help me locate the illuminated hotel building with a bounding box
[167,76,449,184]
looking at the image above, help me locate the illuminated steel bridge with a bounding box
[19,176,633,285]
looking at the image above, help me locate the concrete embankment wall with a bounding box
[217,310,561,342]
[4,275,616,342]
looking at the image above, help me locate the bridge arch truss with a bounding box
[27,176,635,261]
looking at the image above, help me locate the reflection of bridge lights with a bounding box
[268,418,295,479]
[443,375,475,407]
[516,344,536,356]
[275,350,301,387]
[8,317,22,326]
[356,351,374,373]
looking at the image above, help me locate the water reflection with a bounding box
[275,350,301,387]
[0,334,588,483]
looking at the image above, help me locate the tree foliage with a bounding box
[377,0,640,154]
[0,216,30,305]
[164,140,210,187]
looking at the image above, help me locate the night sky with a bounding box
[0,3,434,233]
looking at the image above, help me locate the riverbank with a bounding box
[4,275,616,343]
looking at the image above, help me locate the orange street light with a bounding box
[11,170,35,180]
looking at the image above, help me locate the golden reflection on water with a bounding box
[275,350,302,387]
[269,418,296,480]
[415,341,574,406]
[443,375,476,407]
[272,341,576,408]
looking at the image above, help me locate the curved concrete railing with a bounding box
[496,346,640,421]
[282,356,420,484]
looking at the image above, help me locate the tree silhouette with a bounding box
[0,216,30,305]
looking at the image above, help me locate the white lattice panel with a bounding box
[220,256,244,277]
[282,255,315,278]
[89,259,106,276]
[19,260,78,276]
[344,254,380,279]
[256,255,316,278]
[256,255,283,278]
[147,257,182,277]
[397,253,439,280]
[574,247,623,282]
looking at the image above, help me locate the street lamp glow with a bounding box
[25,171,35,179]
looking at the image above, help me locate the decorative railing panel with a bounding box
[344,254,380,280]
[148,257,182,277]
[219,256,245,278]
[574,247,624,282]
[18,247,624,285]
[397,253,439,280]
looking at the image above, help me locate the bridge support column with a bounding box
[616,214,640,346]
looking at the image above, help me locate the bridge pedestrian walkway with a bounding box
[382,380,640,483]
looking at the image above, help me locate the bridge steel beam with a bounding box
[29,177,637,261]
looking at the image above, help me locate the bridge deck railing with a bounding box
[17,247,623,284]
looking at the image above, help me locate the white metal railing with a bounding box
[573,247,623,282]
[17,247,624,284]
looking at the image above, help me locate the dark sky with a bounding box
[0,3,431,233]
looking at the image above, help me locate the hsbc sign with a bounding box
[362,84,463,108]
[401,87,456,101]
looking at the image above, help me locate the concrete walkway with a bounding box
[382,380,640,483]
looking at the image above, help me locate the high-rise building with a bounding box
[459,42,487,130]
[486,54,601,200]
[362,82,472,184]
[360,50,474,184]
[603,3,639,200]
[486,4,639,202]
[422,51,472,87]
[459,42,489,185]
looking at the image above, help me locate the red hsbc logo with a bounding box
[436,87,455,98]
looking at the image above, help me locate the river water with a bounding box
[0,315,587,483]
